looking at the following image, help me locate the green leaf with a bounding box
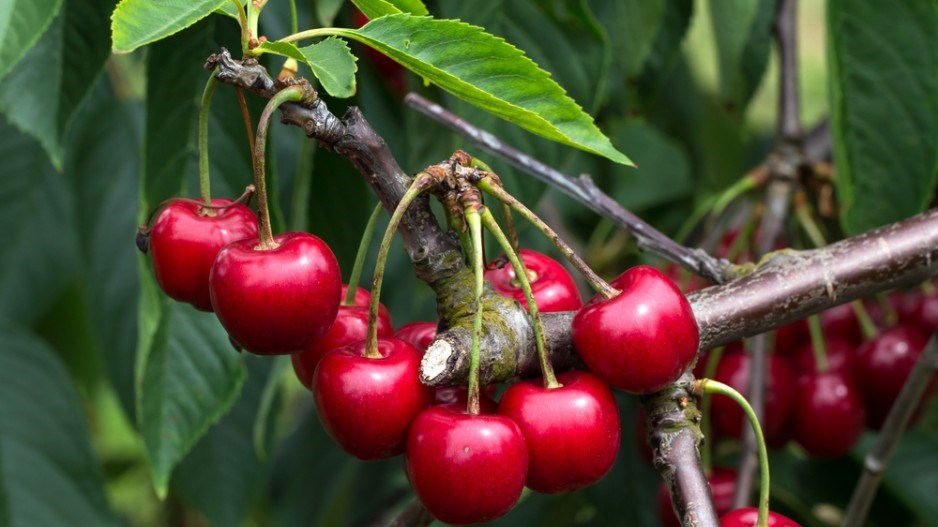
[332,14,632,165]
[0,0,114,168]
[0,323,118,527]
[0,118,78,326]
[111,0,227,53]
[0,0,62,82]
[351,0,428,19]
[607,121,692,210]
[828,0,938,235]
[215,0,245,20]
[315,0,345,26]
[137,291,246,498]
[172,355,272,527]
[594,0,666,79]
[256,38,359,98]
[876,431,938,524]
[709,0,774,112]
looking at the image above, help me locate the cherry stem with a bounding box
[366,174,434,358]
[446,207,472,264]
[198,73,218,208]
[235,87,256,153]
[806,314,829,373]
[344,202,384,306]
[465,206,485,415]
[479,207,559,389]
[254,85,306,249]
[229,0,249,55]
[468,157,520,253]
[852,300,879,341]
[288,0,298,34]
[923,280,937,297]
[675,170,760,244]
[477,178,619,299]
[793,193,827,249]
[697,379,771,527]
[698,346,726,475]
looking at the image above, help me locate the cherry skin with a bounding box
[819,303,863,345]
[291,285,394,390]
[484,249,582,313]
[149,199,257,311]
[497,371,620,493]
[572,265,699,394]
[313,338,432,460]
[405,404,528,525]
[342,284,391,321]
[658,467,737,527]
[774,321,808,356]
[792,372,866,457]
[720,508,801,527]
[898,291,938,335]
[855,325,930,429]
[209,232,341,355]
[711,350,797,443]
[395,321,437,351]
[791,336,856,379]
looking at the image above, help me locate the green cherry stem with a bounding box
[806,314,829,373]
[198,72,218,208]
[229,0,249,54]
[288,0,298,34]
[698,346,726,474]
[696,379,770,527]
[852,300,879,341]
[465,206,485,415]
[254,85,307,249]
[446,207,472,263]
[344,202,384,306]
[477,178,619,299]
[479,207,559,389]
[366,174,434,358]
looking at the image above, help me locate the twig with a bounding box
[385,497,434,527]
[404,92,736,285]
[842,332,938,527]
[773,0,801,141]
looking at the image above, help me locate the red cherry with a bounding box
[291,286,394,390]
[313,338,432,460]
[792,372,866,457]
[149,199,257,311]
[341,284,391,321]
[791,336,856,378]
[572,266,699,393]
[405,405,527,524]
[774,321,809,356]
[395,321,437,351]
[484,249,582,313]
[819,303,863,345]
[856,325,930,429]
[433,386,498,412]
[720,508,801,527]
[209,232,341,355]
[657,467,737,527]
[497,371,620,493]
[898,292,938,335]
[662,262,708,294]
[711,350,797,443]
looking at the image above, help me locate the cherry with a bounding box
[484,249,582,313]
[406,404,527,525]
[342,284,391,321]
[657,467,737,527]
[792,372,866,457]
[291,285,394,390]
[791,336,856,378]
[855,325,930,429]
[497,371,620,493]
[209,232,341,355]
[395,321,438,351]
[148,199,257,311]
[720,508,801,527]
[773,321,808,356]
[898,291,938,335]
[818,303,863,345]
[572,266,699,394]
[710,350,797,443]
[313,338,432,460]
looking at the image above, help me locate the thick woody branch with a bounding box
[385,498,434,527]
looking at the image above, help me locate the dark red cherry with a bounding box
[793,372,866,457]
[313,338,432,460]
[819,303,863,345]
[711,350,797,443]
[791,336,856,378]
[658,467,737,527]
[498,371,620,493]
[856,325,930,429]
[721,508,801,527]
[406,404,527,525]
[485,249,582,313]
[572,266,699,394]
[898,292,938,335]
[342,284,391,321]
[209,232,341,354]
[395,321,437,351]
[149,199,257,311]
[774,321,809,356]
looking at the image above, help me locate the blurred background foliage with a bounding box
[0,0,936,526]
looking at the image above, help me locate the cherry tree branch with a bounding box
[385,497,434,527]
[403,92,736,285]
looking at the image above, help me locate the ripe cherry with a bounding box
[395,321,437,351]
[209,232,341,355]
[898,291,938,335]
[148,199,257,311]
[711,350,797,443]
[818,303,863,345]
[291,285,394,390]
[572,266,699,393]
[313,338,432,460]
[485,249,582,313]
[720,508,801,527]
[855,325,930,429]
[792,372,866,457]
[406,404,527,525]
[791,336,856,378]
[658,467,737,527]
[498,371,620,493]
